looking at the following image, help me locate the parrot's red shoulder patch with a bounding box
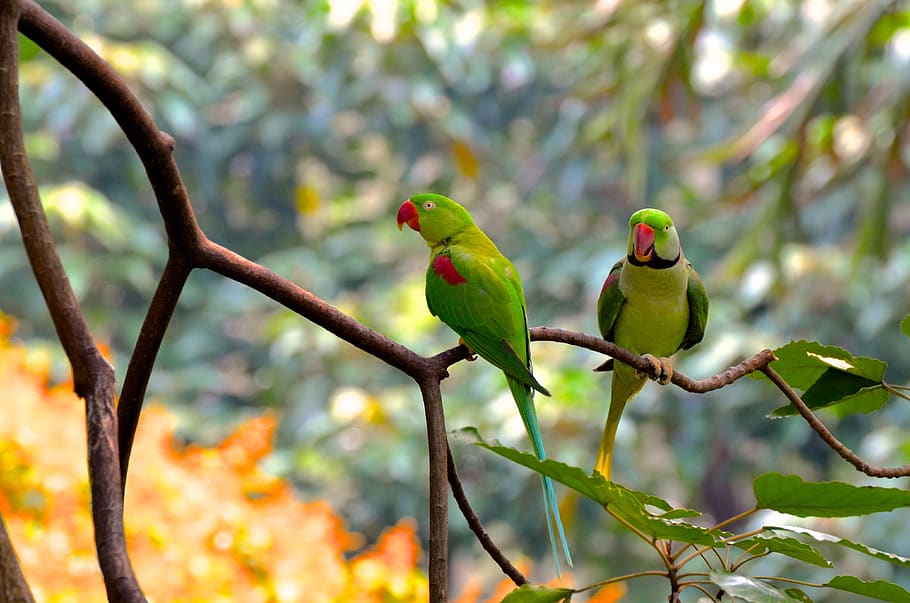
[432,255,467,285]
[600,269,619,295]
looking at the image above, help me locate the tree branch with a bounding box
[530,327,776,391]
[17,0,205,251]
[117,254,193,490]
[0,513,34,603]
[418,377,449,603]
[447,445,527,586]
[2,4,144,602]
[760,365,910,478]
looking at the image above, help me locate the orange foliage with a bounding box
[0,319,622,603]
[0,321,428,603]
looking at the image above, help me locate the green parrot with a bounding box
[595,208,708,480]
[397,193,572,574]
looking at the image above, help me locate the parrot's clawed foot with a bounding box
[640,354,673,384]
[458,337,478,361]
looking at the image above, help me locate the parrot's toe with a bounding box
[457,337,478,361]
[641,354,674,384]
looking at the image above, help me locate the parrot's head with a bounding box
[397,193,474,246]
[627,208,681,267]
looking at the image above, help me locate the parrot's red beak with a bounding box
[397,199,420,232]
[632,222,655,263]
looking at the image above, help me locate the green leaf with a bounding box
[18,34,41,62]
[466,432,723,547]
[764,341,888,416]
[783,589,814,602]
[708,570,805,602]
[768,341,885,384]
[734,534,832,568]
[754,473,910,517]
[824,576,910,602]
[499,585,572,603]
[770,525,910,566]
[901,314,910,339]
[771,373,888,416]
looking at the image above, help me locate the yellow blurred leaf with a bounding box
[295,183,322,216]
[451,140,480,180]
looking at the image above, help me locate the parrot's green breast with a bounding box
[614,260,690,358]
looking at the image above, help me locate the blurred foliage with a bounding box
[0,315,428,602]
[3,0,910,596]
[0,313,623,601]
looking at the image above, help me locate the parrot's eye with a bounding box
[424,201,435,210]
[664,225,670,231]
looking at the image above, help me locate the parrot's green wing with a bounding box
[680,262,708,351]
[596,259,626,341]
[426,249,550,396]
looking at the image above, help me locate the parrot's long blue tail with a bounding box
[508,376,573,578]
[541,474,573,578]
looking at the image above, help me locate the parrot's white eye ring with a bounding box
[664,224,670,231]
[424,201,435,210]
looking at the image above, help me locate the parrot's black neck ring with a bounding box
[627,252,680,269]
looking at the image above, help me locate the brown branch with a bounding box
[0,513,34,603]
[760,365,910,478]
[1,4,144,602]
[418,377,449,603]
[16,0,206,492]
[530,327,776,392]
[17,0,205,252]
[118,254,193,489]
[533,327,909,478]
[447,446,527,586]
[198,241,436,379]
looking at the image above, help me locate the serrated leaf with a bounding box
[499,585,573,603]
[825,576,910,602]
[900,314,910,339]
[734,534,832,568]
[708,570,804,602]
[770,525,910,566]
[754,473,910,517]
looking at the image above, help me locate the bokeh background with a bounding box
[4,0,910,599]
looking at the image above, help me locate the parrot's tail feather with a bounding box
[542,475,573,574]
[594,371,645,480]
[506,376,572,575]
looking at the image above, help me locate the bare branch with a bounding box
[530,327,776,391]
[447,446,527,586]
[199,240,433,378]
[0,513,35,603]
[17,0,205,251]
[118,255,193,489]
[1,3,144,601]
[418,377,449,603]
[761,365,910,478]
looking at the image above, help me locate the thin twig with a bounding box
[447,446,527,586]
[761,365,910,478]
